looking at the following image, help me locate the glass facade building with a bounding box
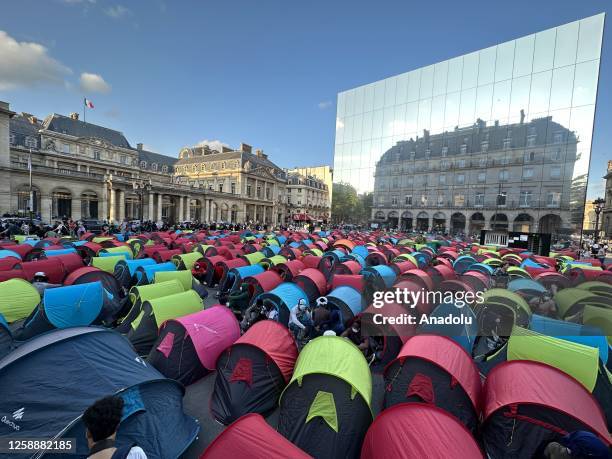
[333,14,604,240]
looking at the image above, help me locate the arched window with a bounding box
[17,185,41,215]
[151,163,158,171]
[161,165,168,173]
[140,160,147,168]
[81,191,99,219]
[52,189,72,218]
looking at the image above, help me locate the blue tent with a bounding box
[0,249,21,260]
[327,286,363,322]
[508,278,548,296]
[530,314,608,365]
[136,261,176,285]
[256,282,308,326]
[0,327,199,458]
[453,256,477,274]
[364,265,397,289]
[45,248,78,257]
[351,245,369,260]
[418,302,478,354]
[520,258,548,269]
[466,263,494,276]
[114,258,156,288]
[228,265,265,292]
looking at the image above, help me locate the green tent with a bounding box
[508,326,599,392]
[0,278,40,322]
[154,270,195,291]
[576,281,612,299]
[242,252,265,266]
[482,288,532,317]
[129,279,184,306]
[92,255,126,273]
[172,252,203,270]
[260,255,288,269]
[583,306,612,344]
[554,288,609,318]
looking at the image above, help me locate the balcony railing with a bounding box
[11,161,105,179]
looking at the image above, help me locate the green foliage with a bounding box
[331,182,372,224]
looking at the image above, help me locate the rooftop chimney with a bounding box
[137,143,143,151]
[608,160,612,172]
[240,143,252,153]
[69,112,79,120]
[255,149,267,159]
[520,109,525,124]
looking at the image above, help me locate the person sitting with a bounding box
[318,309,344,336]
[82,395,147,459]
[240,298,267,332]
[288,298,312,341]
[341,319,370,357]
[543,431,610,459]
[32,272,61,296]
[228,283,250,317]
[529,293,558,318]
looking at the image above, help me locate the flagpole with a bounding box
[28,148,33,223]
[83,97,86,124]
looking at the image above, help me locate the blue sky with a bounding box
[0,0,609,197]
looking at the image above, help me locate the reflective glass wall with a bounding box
[334,14,604,239]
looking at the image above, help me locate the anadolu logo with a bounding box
[12,408,24,420]
[1,407,24,431]
[134,357,147,367]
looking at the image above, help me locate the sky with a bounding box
[0,0,610,198]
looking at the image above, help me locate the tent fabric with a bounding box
[257,282,309,325]
[129,279,185,305]
[482,288,531,316]
[508,278,547,295]
[147,290,203,327]
[327,285,362,318]
[234,320,298,382]
[306,391,338,432]
[393,335,481,411]
[418,303,478,354]
[21,258,67,283]
[92,255,126,273]
[284,336,372,408]
[555,288,604,318]
[173,305,240,370]
[507,327,600,392]
[360,403,483,459]
[483,360,611,444]
[0,278,41,322]
[43,281,104,328]
[155,270,195,291]
[137,261,176,284]
[201,413,312,459]
[0,327,199,459]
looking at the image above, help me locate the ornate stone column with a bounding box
[148,192,154,221]
[118,190,125,222]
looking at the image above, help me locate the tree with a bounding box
[331,183,372,224]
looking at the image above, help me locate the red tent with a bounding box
[20,258,67,283]
[360,403,483,459]
[201,413,311,459]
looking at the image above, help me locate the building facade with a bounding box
[0,101,288,226]
[333,14,604,241]
[603,161,612,238]
[285,170,330,223]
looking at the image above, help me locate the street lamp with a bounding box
[593,197,605,243]
[133,178,152,221]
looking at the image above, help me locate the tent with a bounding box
[383,335,481,434]
[554,288,609,319]
[154,270,208,299]
[256,282,309,325]
[0,278,40,323]
[535,271,571,289]
[326,285,363,324]
[194,255,229,287]
[127,289,203,355]
[293,268,329,301]
[0,327,199,458]
[214,258,248,293]
[360,403,483,459]
[418,302,478,354]
[21,258,67,283]
[243,270,283,301]
[272,259,306,281]
[202,413,311,459]
[482,360,610,458]
[475,288,532,336]
[118,279,185,333]
[64,266,123,300]
[92,255,126,274]
[15,281,121,340]
[577,281,612,298]
[114,258,156,289]
[226,265,265,294]
[148,306,240,385]
[508,278,548,297]
[0,313,12,359]
[172,252,204,270]
[134,261,176,285]
[211,320,298,424]
[278,336,373,459]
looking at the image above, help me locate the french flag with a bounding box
[84,98,94,109]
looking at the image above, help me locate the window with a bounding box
[405,195,412,205]
[439,174,446,185]
[62,143,70,153]
[406,176,414,186]
[456,173,465,185]
[151,163,158,171]
[520,191,533,207]
[477,171,486,183]
[120,155,127,164]
[425,149,431,158]
[475,193,484,206]
[526,135,536,147]
[457,159,466,168]
[392,177,399,188]
[257,186,262,198]
[266,187,271,200]
[140,160,147,168]
[420,195,428,206]
[525,151,535,162]
[441,160,450,170]
[24,136,37,149]
[93,150,101,160]
[479,157,487,168]
[9,133,15,145]
[523,167,534,179]
[161,165,168,173]
[247,184,252,196]
[297,188,302,193]
[221,162,226,169]
[218,183,223,193]
[500,157,510,165]
[553,132,563,144]
[550,149,562,161]
[547,192,561,207]
[499,170,509,181]
[208,183,213,190]
[503,138,511,149]
[454,194,465,207]
[460,144,467,154]
[497,192,507,206]
[391,196,398,205]
[550,166,561,179]
[231,183,236,194]
[441,146,448,157]
[437,194,444,206]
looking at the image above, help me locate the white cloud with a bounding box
[0,30,72,90]
[79,72,111,93]
[105,5,130,18]
[61,0,96,4]
[318,100,332,110]
[197,139,230,152]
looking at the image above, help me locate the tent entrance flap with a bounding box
[306,390,338,433]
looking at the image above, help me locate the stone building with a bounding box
[372,116,578,236]
[173,143,287,225]
[603,161,612,238]
[0,100,286,225]
[285,170,330,223]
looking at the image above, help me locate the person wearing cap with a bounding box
[32,272,61,295]
[289,298,313,341]
[544,431,610,459]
